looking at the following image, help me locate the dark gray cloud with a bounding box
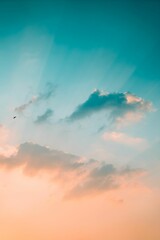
[35,109,53,124]
[0,142,145,198]
[67,89,152,123]
[15,83,56,114]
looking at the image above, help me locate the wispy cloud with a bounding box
[35,109,53,124]
[0,142,145,198]
[37,82,56,101]
[103,131,148,149]
[14,97,37,114]
[67,89,153,125]
[14,83,56,114]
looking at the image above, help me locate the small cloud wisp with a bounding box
[35,109,53,124]
[14,83,56,114]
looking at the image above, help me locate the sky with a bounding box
[0,0,160,239]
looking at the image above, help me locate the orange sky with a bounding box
[0,168,159,240]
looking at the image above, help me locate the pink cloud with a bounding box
[103,131,148,149]
[0,125,17,157]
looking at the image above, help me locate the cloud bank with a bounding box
[0,142,145,198]
[67,89,153,125]
[0,142,82,171]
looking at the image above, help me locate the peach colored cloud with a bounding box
[0,125,17,157]
[0,142,146,199]
[103,131,148,149]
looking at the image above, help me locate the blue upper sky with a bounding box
[0,0,159,169]
[0,0,160,95]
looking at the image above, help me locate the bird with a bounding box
[13,116,16,119]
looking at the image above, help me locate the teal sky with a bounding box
[0,0,159,184]
[0,0,160,97]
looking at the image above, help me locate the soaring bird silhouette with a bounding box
[13,116,16,119]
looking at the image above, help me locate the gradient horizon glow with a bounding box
[0,1,160,239]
